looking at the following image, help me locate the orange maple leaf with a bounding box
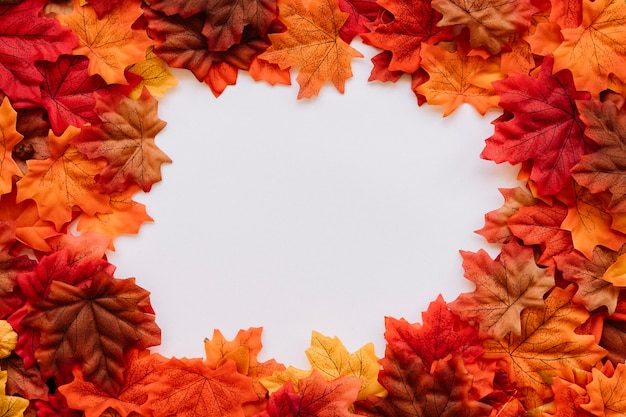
[0,191,59,252]
[259,0,363,98]
[57,0,153,85]
[449,241,554,340]
[552,0,626,96]
[415,35,504,116]
[582,364,626,416]
[0,98,22,196]
[15,127,111,231]
[482,285,606,398]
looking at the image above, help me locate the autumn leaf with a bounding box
[449,241,554,340]
[599,301,626,365]
[555,245,624,314]
[0,0,78,103]
[126,46,178,99]
[57,0,153,85]
[0,98,23,195]
[337,0,382,43]
[21,271,161,395]
[0,353,47,401]
[360,0,454,74]
[508,199,574,266]
[582,364,626,416]
[415,34,504,116]
[31,54,107,136]
[549,0,582,29]
[552,0,626,96]
[0,370,29,417]
[550,378,596,417]
[431,0,536,54]
[482,285,606,398]
[357,353,491,417]
[0,222,36,319]
[0,322,15,360]
[59,350,167,417]
[304,331,385,400]
[480,56,593,197]
[258,371,361,417]
[259,0,363,98]
[147,358,257,417]
[15,127,111,230]
[73,89,170,193]
[559,183,626,258]
[571,99,626,213]
[383,296,483,372]
[475,187,537,244]
[148,0,278,51]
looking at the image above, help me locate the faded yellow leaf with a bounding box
[127,46,178,99]
[0,321,16,360]
[0,371,28,417]
[260,366,310,394]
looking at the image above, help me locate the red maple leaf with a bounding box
[0,0,78,103]
[338,0,382,42]
[475,187,537,244]
[480,56,595,197]
[259,371,361,417]
[384,296,483,372]
[0,352,48,401]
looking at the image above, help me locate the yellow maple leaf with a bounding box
[127,46,178,99]
[0,321,16,360]
[57,0,153,85]
[259,0,363,98]
[0,371,28,417]
[0,98,23,196]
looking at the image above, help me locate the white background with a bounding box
[109,41,520,368]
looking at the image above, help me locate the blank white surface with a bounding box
[108,42,520,367]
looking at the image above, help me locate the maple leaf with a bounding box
[0,0,78,103]
[383,296,483,372]
[600,302,626,366]
[555,245,624,314]
[475,187,537,244]
[582,364,626,416]
[21,271,161,395]
[59,350,166,417]
[0,322,15,361]
[34,391,82,417]
[0,98,23,195]
[358,353,492,417]
[126,46,178,99]
[15,127,111,231]
[148,0,278,51]
[415,34,504,116]
[0,370,28,417]
[73,89,170,193]
[337,0,382,43]
[552,0,626,96]
[259,0,363,98]
[480,56,593,197]
[449,240,554,340]
[30,55,107,136]
[0,224,36,319]
[0,191,59,252]
[0,352,47,401]
[147,358,257,417]
[482,285,606,398]
[57,0,153,85]
[559,183,626,258]
[549,0,582,29]
[258,371,361,417]
[304,331,385,400]
[550,378,596,417]
[431,0,535,54]
[508,199,574,266]
[360,0,453,74]
[571,99,626,213]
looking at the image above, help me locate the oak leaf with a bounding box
[555,245,624,314]
[480,56,593,197]
[73,89,170,193]
[0,370,28,417]
[15,127,111,230]
[0,0,78,103]
[0,99,22,195]
[449,241,554,340]
[126,47,178,99]
[431,0,535,54]
[552,0,626,96]
[357,353,491,417]
[475,187,536,244]
[258,371,361,417]
[582,364,626,416]
[571,99,626,213]
[482,285,606,398]
[57,0,153,85]
[259,0,363,98]
[304,331,385,400]
[21,271,161,395]
[360,0,454,74]
[415,35,504,116]
[147,358,257,417]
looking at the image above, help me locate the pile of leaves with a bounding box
[1,0,626,415]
